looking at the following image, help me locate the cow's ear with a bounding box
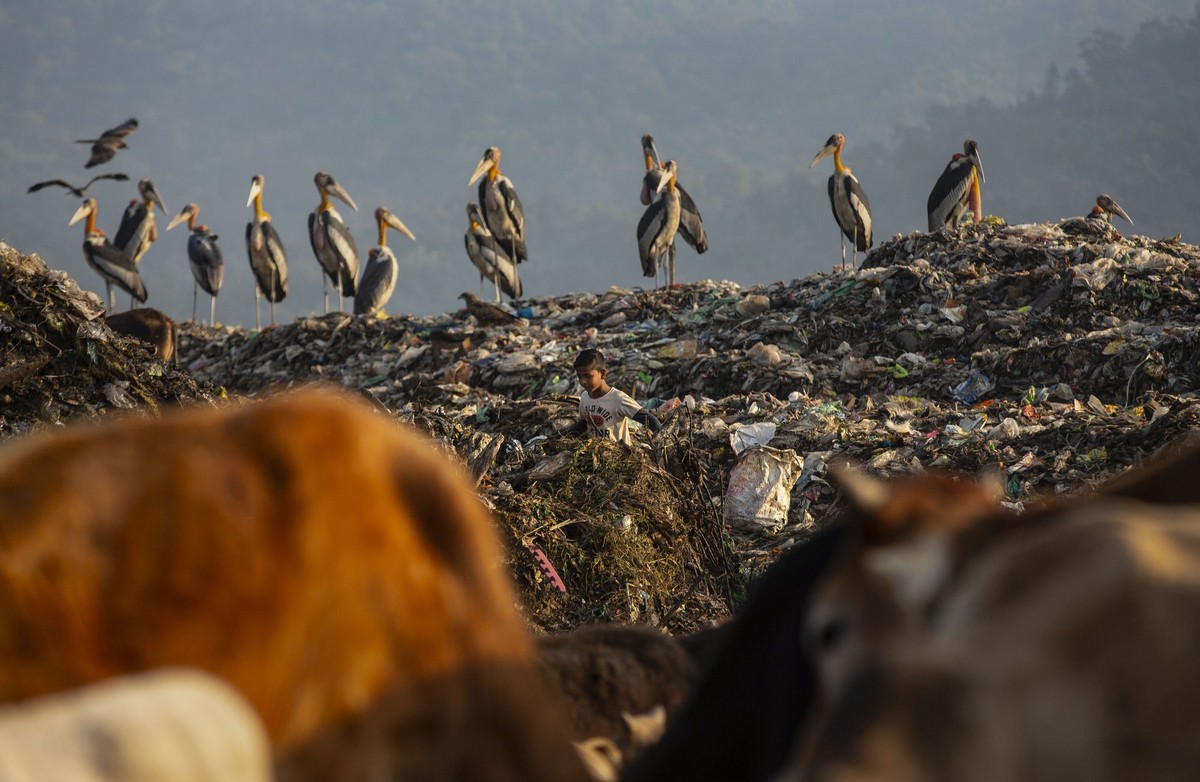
[623,705,667,748]
[830,460,890,516]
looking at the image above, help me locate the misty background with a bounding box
[1,0,1197,328]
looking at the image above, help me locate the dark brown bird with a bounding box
[76,118,138,168]
[458,291,519,326]
[27,172,130,198]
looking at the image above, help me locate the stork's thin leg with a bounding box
[669,242,676,287]
[852,227,859,270]
[192,282,199,323]
[106,282,115,314]
[494,268,502,303]
[840,235,847,271]
[210,293,217,328]
[510,237,521,300]
[270,299,276,326]
[322,280,329,315]
[255,290,262,331]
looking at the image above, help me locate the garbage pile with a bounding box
[0,242,211,438]
[4,218,1200,632]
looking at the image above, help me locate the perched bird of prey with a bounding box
[27,173,129,198]
[810,132,872,269]
[458,291,519,326]
[76,118,138,168]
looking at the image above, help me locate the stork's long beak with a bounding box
[468,155,494,186]
[973,150,986,184]
[1109,199,1132,225]
[810,142,836,168]
[642,135,662,171]
[655,170,672,195]
[146,182,167,215]
[383,210,416,241]
[166,206,191,231]
[327,179,358,212]
[68,200,92,226]
[246,177,263,207]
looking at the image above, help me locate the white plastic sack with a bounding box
[723,445,804,531]
[729,422,777,455]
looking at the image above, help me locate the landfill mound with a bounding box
[4,219,1200,632]
[0,242,212,438]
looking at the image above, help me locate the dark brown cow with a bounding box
[0,387,589,782]
[105,306,177,364]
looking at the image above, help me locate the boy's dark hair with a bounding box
[573,348,606,372]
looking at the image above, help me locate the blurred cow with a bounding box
[0,387,590,782]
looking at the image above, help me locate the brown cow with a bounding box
[0,387,589,782]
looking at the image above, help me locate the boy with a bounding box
[567,349,661,444]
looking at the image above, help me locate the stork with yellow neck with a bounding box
[927,139,985,231]
[355,207,415,318]
[167,202,224,327]
[308,171,360,314]
[637,160,682,286]
[245,175,288,329]
[69,197,147,312]
[810,132,873,270]
[468,146,527,296]
[464,201,521,302]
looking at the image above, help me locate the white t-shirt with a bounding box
[578,387,644,445]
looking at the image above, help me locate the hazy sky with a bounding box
[1,0,1193,328]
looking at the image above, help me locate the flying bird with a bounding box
[458,291,520,327]
[245,175,289,329]
[308,171,359,314]
[810,133,873,270]
[27,172,129,198]
[468,147,527,294]
[637,160,682,286]
[68,198,147,312]
[167,203,224,327]
[1086,194,1133,226]
[355,207,416,318]
[640,134,708,255]
[76,117,138,168]
[464,202,521,302]
[114,178,167,272]
[927,139,985,231]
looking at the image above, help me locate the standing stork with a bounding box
[355,207,416,318]
[464,202,521,302]
[468,147,526,295]
[641,134,708,256]
[68,198,147,312]
[927,139,985,231]
[114,178,167,272]
[637,160,681,286]
[166,203,224,327]
[810,133,872,270]
[245,175,289,329]
[308,171,359,314]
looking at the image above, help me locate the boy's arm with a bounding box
[632,407,661,434]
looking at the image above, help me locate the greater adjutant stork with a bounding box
[114,178,166,274]
[245,175,288,329]
[308,171,359,313]
[167,203,224,327]
[464,202,521,302]
[468,147,526,295]
[637,160,681,285]
[640,134,707,286]
[69,198,147,312]
[927,139,985,231]
[1087,194,1133,226]
[810,133,872,270]
[355,207,416,318]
